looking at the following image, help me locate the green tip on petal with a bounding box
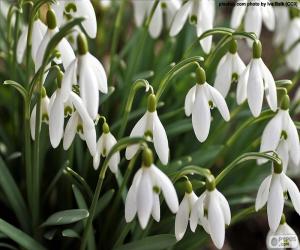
[273,161,283,174]
[46,9,57,29]
[102,122,110,134]
[143,148,153,167]
[147,94,157,112]
[57,70,64,89]
[252,40,262,59]
[184,179,193,194]
[229,39,238,54]
[280,94,290,110]
[280,214,286,225]
[77,33,88,55]
[41,87,47,98]
[196,66,206,85]
[206,175,216,191]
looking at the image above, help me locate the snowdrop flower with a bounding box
[283,16,300,72]
[30,87,50,140]
[230,0,275,39]
[214,39,246,97]
[258,95,300,172]
[93,122,120,174]
[237,41,277,117]
[63,92,97,156]
[273,7,290,46]
[125,148,179,229]
[51,0,97,38]
[170,0,215,53]
[125,94,169,165]
[266,214,299,250]
[16,26,28,64]
[255,162,300,231]
[132,0,180,38]
[61,33,107,120]
[35,9,75,72]
[185,67,230,142]
[175,179,197,241]
[190,176,231,249]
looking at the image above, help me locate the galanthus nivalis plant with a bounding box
[1,1,300,249]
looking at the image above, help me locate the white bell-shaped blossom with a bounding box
[237,41,277,117]
[255,164,300,231]
[125,149,179,229]
[190,182,231,249]
[35,9,75,72]
[170,0,215,53]
[175,180,197,241]
[63,92,97,156]
[125,94,169,165]
[230,0,275,40]
[214,39,246,97]
[258,96,300,172]
[62,33,107,120]
[273,7,290,46]
[30,88,50,140]
[185,67,230,142]
[32,19,47,61]
[93,123,120,174]
[132,0,180,38]
[266,216,299,250]
[283,17,300,72]
[51,0,97,38]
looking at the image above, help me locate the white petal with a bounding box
[58,38,76,70]
[207,84,230,121]
[150,165,178,213]
[153,112,169,165]
[277,140,289,173]
[61,59,77,102]
[17,26,28,63]
[192,85,211,142]
[63,111,79,150]
[230,0,247,28]
[236,63,250,104]
[83,122,97,156]
[132,0,151,26]
[31,19,47,61]
[169,1,192,36]
[175,195,190,241]
[30,105,37,140]
[149,4,163,38]
[93,134,104,170]
[285,113,300,165]
[282,174,300,215]
[208,191,225,249]
[267,174,284,231]
[151,192,160,222]
[137,170,153,229]
[216,190,231,225]
[190,193,205,232]
[125,112,147,160]
[255,175,272,210]
[106,133,120,174]
[262,5,275,31]
[232,53,246,75]
[184,85,196,116]
[245,6,262,38]
[247,59,264,117]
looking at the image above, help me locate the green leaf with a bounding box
[114,234,177,250]
[0,156,30,232]
[95,189,115,216]
[3,80,27,101]
[0,219,46,250]
[42,209,89,227]
[62,229,80,238]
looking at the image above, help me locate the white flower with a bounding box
[175,190,197,241]
[190,188,231,249]
[185,68,230,142]
[51,0,97,38]
[237,42,277,117]
[61,33,107,120]
[16,26,28,64]
[132,0,180,38]
[30,89,50,140]
[31,19,47,61]
[63,92,97,156]
[231,0,275,39]
[35,9,75,72]
[258,103,300,171]
[283,17,300,72]
[266,218,299,250]
[125,149,178,229]
[170,0,215,53]
[255,166,300,231]
[93,125,120,174]
[273,7,290,46]
[214,41,246,97]
[125,94,169,165]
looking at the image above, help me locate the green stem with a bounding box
[230,206,256,225]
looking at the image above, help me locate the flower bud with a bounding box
[252,40,262,59]
[143,148,153,167]
[102,122,110,134]
[147,94,157,112]
[77,33,88,55]
[280,94,290,110]
[46,9,57,30]
[196,66,206,85]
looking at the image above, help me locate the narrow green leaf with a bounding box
[3,80,27,101]
[0,156,30,232]
[0,243,18,250]
[42,209,89,227]
[114,234,177,250]
[62,229,80,238]
[0,219,46,250]
[95,189,115,216]
[43,229,57,240]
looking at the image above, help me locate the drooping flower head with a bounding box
[170,0,215,53]
[185,66,230,142]
[237,40,277,117]
[125,93,169,165]
[214,39,246,98]
[125,148,179,229]
[190,176,231,249]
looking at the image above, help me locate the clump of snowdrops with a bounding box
[0,0,300,249]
